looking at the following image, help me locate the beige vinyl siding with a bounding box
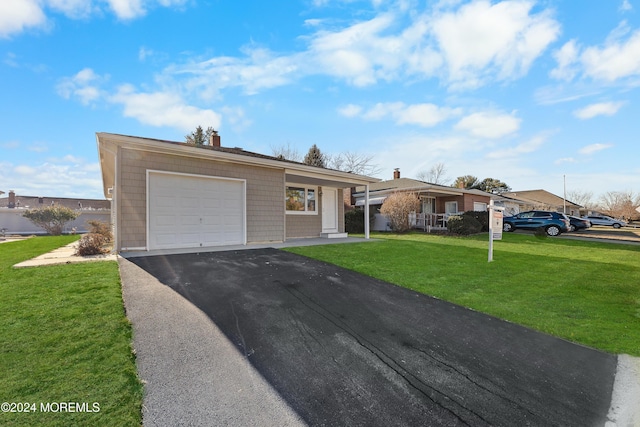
[285,187,346,238]
[118,148,284,250]
[337,189,345,233]
[286,213,322,238]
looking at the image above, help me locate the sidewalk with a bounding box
[13,241,117,268]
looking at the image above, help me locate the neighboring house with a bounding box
[96,132,379,254]
[496,190,582,216]
[0,191,111,235]
[349,169,494,231]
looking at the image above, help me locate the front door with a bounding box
[322,188,338,233]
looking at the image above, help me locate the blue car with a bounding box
[502,211,570,236]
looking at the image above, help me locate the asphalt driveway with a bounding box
[126,248,618,426]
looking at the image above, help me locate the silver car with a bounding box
[582,215,627,228]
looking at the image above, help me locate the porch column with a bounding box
[364,184,370,239]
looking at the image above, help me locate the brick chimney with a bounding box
[8,190,15,208]
[209,131,221,147]
[393,168,400,180]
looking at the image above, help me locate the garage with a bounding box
[147,171,246,250]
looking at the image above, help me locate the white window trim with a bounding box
[473,202,488,212]
[445,201,459,215]
[285,184,318,215]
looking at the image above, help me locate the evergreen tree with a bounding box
[303,144,326,167]
[185,126,216,146]
[452,175,480,189]
[477,178,511,194]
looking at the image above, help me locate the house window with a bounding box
[473,202,487,211]
[286,186,317,214]
[445,201,458,215]
[421,197,436,214]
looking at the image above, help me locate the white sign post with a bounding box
[488,200,504,262]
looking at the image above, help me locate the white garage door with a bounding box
[148,171,246,250]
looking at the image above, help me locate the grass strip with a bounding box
[285,232,640,356]
[0,236,142,426]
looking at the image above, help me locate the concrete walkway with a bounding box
[119,257,305,426]
[12,240,117,268]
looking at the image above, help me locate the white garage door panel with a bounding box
[149,172,245,250]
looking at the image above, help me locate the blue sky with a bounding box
[1,0,639,201]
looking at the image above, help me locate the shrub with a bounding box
[447,214,482,235]
[380,192,420,232]
[86,219,113,242]
[345,209,374,233]
[462,210,489,232]
[22,205,79,235]
[75,233,107,256]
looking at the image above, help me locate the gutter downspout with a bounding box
[365,184,370,239]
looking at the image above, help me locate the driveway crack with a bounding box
[283,285,491,426]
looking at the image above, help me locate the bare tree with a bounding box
[566,190,594,209]
[270,142,302,162]
[598,191,640,220]
[328,151,381,176]
[380,192,420,232]
[416,162,449,185]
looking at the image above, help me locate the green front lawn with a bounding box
[286,232,640,356]
[0,236,142,427]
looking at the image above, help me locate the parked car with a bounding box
[502,210,570,236]
[568,216,591,232]
[582,215,627,228]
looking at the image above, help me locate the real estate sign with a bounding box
[492,210,503,240]
[488,201,504,262]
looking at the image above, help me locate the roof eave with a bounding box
[96,133,380,192]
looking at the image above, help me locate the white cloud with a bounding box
[109,84,222,131]
[431,0,560,89]
[139,46,153,61]
[307,13,402,86]
[6,160,104,198]
[164,1,559,96]
[47,0,94,18]
[550,40,580,81]
[220,106,252,132]
[0,0,47,38]
[372,133,470,179]
[2,140,20,149]
[555,157,577,165]
[0,0,189,37]
[343,102,462,127]
[573,101,624,119]
[106,0,146,20]
[579,143,613,155]
[172,47,301,98]
[552,22,640,83]
[105,0,188,20]
[581,27,640,82]
[395,103,463,127]
[486,133,546,159]
[338,104,362,117]
[58,67,228,132]
[56,68,106,105]
[455,111,521,138]
[620,0,633,12]
[14,165,37,175]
